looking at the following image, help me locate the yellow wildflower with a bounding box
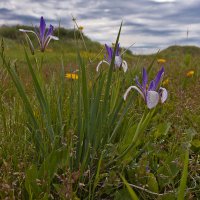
[65,73,78,80]
[186,70,194,77]
[157,59,166,64]
[78,26,84,31]
[162,78,169,86]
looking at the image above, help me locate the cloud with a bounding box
[0,0,199,54]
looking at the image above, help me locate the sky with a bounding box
[0,0,200,54]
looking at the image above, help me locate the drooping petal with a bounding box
[24,32,35,55]
[142,68,148,89]
[122,60,128,72]
[96,60,110,72]
[43,35,59,51]
[146,90,159,109]
[123,86,144,100]
[48,35,59,40]
[40,16,46,42]
[159,87,168,103]
[154,67,164,89]
[114,56,122,68]
[19,29,41,46]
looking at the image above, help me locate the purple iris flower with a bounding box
[19,16,59,53]
[123,67,168,109]
[96,43,128,73]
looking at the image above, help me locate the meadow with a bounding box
[0,18,200,199]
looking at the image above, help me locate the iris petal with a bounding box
[135,76,143,91]
[122,60,128,72]
[105,44,112,62]
[43,35,59,51]
[146,91,159,109]
[40,16,46,42]
[148,80,155,91]
[154,67,164,89]
[115,56,122,68]
[46,24,54,38]
[142,68,148,89]
[159,87,168,103]
[19,29,41,46]
[123,85,144,100]
[96,60,110,72]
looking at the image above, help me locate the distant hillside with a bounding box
[0,25,134,67]
[0,25,89,41]
[0,25,132,56]
[1,26,200,61]
[0,25,105,54]
[159,45,200,57]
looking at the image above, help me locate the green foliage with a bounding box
[177,150,189,200]
[147,173,159,193]
[0,22,200,200]
[25,148,68,199]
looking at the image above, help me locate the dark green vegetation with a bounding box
[0,25,200,199]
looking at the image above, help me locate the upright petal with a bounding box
[154,67,164,89]
[46,24,54,38]
[40,16,46,41]
[142,68,148,89]
[148,80,155,91]
[105,44,110,54]
[105,44,112,62]
[159,87,168,103]
[135,76,143,91]
[146,91,159,109]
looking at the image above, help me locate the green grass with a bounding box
[0,25,200,199]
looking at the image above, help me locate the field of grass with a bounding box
[0,23,200,200]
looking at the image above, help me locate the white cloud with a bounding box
[150,0,176,2]
[0,0,199,54]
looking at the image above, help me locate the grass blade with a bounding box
[177,149,189,200]
[0,51,44,155]
[119,174,139,200]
